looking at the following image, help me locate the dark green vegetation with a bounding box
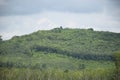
[0,27,120,80]
[114,52,120,80]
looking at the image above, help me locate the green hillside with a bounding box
[0,28,120,60]
[0,27,120,80]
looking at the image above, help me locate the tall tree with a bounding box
[114,52,120,80]
[0,35,2,41]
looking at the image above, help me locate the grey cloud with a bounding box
[105,0,120,21]
[0,0,104,16]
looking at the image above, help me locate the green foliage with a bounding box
[0,67,115,80]
[0,28,119,80]
[114,52,120,80]
[52,27,63,33]
[88,28,94,31]
[1,28,120,60]
[0,35,2,41]
[0,53,115,70]
[114,52,120,71]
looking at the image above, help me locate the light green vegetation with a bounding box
[0,28,120,60]
[0,52,116,80]
[0,27,120,80]
[114,52,120,80]
[0,67,115,80]
[0,53,114,70]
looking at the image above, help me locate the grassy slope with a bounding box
[0,53,114,70]
[0,28,119,80]
[1,28,119,59]
[11,28,120,55]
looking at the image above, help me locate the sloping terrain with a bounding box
[0,28,120,60]
[0,28,119,80]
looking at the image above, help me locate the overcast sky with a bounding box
[0,0,120,40]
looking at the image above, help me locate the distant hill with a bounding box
[0,27,120,60]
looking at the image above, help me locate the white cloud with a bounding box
[36,18,57,29]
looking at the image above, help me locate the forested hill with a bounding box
[0,27,120,60]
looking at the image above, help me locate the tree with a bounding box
[52,27,63,33]
[88,28,94,31]
[0,35,2,41]
[60,26,63,29]
[114,52,120,80]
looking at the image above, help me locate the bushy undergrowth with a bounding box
[0,67,115,80]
